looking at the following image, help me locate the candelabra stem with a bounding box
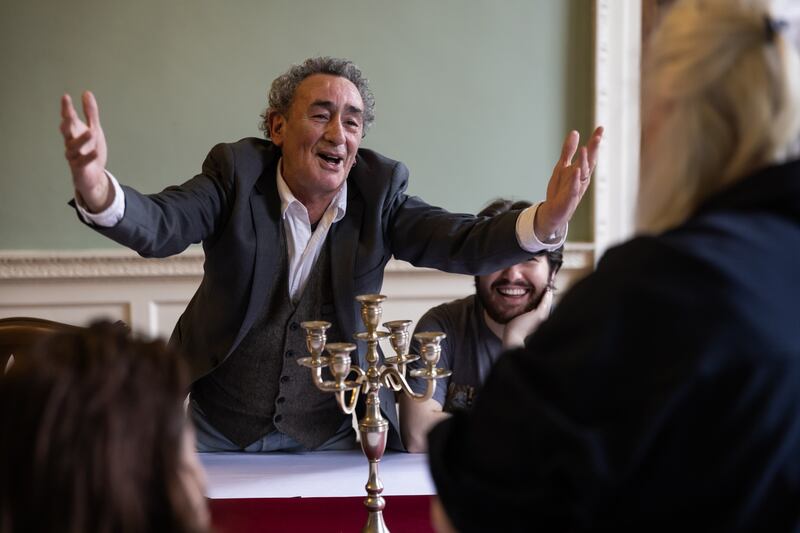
[359,379,389,533]
[361,459,388,533]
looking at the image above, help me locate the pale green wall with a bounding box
[0,0,593,250]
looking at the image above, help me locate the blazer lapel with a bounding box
[230,159,282,352]
[330,185,363,364]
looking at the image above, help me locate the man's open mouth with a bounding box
[495,286,531,297]
[318,153,343,165]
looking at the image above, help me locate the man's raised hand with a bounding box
[60,91,112,213]
[534,126,603,242]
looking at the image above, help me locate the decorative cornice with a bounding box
[0,243,594,281]
[0,249,205,280]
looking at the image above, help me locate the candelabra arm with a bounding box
[311,366,326,390]
[382,368,403,392]
[335,366,366,414]
[380,366,436,402]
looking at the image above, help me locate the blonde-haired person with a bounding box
[427,1,800,531]
[639,0,800,233]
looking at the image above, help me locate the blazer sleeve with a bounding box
[382,160,532,276]
[77,142,237,258]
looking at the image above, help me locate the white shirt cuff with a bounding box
[75,171,125,227]
[515,202,567,253]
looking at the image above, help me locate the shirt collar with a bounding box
[276,157,348,223]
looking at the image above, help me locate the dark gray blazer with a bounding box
[88,137,531,444]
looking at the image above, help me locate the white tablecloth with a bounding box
[200,450,435,499]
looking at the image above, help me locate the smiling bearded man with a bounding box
[399,199,563,453]
[476,244,554,326]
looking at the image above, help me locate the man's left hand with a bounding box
[534,126,604,242]
[502,288,553,349]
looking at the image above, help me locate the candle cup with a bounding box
[326,342,357,387]
[301,320,332,363]
[413,331,446,366]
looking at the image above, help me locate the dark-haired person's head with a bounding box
[475,199,564,324]
[0,321,209,533]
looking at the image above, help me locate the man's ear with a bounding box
[269,111,286,147]
[547,269,558,290]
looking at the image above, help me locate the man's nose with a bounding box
[324,117,346,145]
[501,264,524,281]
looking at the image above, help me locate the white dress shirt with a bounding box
[275,161,347,302]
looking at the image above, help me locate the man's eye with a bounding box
[312,114,329,121]
[346,120,361,128]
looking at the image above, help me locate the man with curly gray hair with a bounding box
[59,56,602,453]
[260,57,376,138]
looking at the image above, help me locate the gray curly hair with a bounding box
[259,57,376,139]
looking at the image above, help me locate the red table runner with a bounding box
[209,495,434,533]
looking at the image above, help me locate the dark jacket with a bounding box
[429,159,800,531]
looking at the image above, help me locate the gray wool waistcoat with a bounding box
[191,235,348,449]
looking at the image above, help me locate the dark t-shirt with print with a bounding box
[408,295,502,411]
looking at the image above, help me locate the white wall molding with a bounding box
[0,244,594,281]
[0,249,204,280]
[0,245,593,339]
[593,0,642,261]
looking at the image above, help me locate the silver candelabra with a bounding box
[297,294,450,533]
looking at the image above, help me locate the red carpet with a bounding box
[209,495,434,533]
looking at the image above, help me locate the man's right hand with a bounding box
[60,91,112,213]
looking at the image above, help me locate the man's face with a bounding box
[476,256,553,324]
[270,74,364,203]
